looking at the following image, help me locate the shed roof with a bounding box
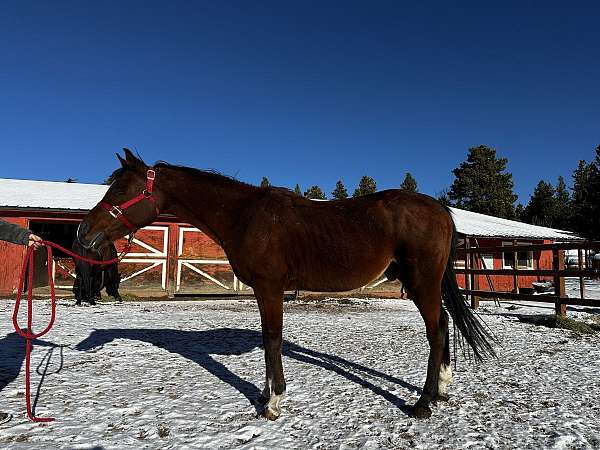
[0,178,108,212]
[449,207,580,241]
[0,178,581,240]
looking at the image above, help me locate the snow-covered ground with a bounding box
[0,297,599,450]
[565,277,600,300]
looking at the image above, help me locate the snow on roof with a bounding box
[449,207,581,241]
[0,178,580,240]
[0,178,108,211]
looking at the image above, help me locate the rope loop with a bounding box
[12,239,130,422]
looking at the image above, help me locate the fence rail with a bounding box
[455,239,600,316]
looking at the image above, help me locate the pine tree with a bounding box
[590,145,600,239]
[294,184,302,196]
[448,145,518,218]
[102,175,114,185]
[352,176,377,198]
[522,180,556,227]
[553,176,571,230]
[400,172,418,192]
[570,160,594,236]
[437,189,451,207]
[514,203,525,221]
[331,180,348,199]
[65,178,78,183]
[260,177,271,188]
[304,185,327,200]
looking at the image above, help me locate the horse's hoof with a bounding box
[436,393,450,402]
[412,404,432,419]
[262,406,281,421]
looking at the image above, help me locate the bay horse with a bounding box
[77,149,495,419]
[72,240,122,305]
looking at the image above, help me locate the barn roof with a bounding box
[0,178,108,212]
[0,178,581,240]
[449,207,581,241]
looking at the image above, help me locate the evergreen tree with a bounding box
[570,160,594,236]
[331,180,348,199]
[448,145,518,218]
[352,176,377,197]
[65,178,78,183]
[294,184,302,196]
[522,180,556,227]
[102,175,114,185]
[553,176,571,230]
[400,172,418,192]
[568,146,600,238]
[591,145,600,239]
[260,177,271,188]
[437,188,451,207]
[514,203,525,221]
[304,185,327,200]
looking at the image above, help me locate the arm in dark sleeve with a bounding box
[0,219,32,245]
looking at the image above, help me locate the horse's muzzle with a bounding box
[76,221,105,251]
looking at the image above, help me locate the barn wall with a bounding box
[457,238,555,292]
[0,216,29,295]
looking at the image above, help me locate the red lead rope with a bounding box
[12,240,130,422]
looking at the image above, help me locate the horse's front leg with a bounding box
[254,283,286,420]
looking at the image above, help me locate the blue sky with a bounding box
[1,1,599,204]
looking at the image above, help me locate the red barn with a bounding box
[0,178,580,298]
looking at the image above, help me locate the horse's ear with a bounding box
[122,148,146,170]
[123,148,137,163]
[116,153,128,167]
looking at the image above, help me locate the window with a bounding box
[502,242,533,269]
[481,254,494,270]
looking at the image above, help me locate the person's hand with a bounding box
[28,234,43,250]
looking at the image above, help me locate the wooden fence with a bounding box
[455,240,600,316]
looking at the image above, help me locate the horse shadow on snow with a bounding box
[75,328,420,415]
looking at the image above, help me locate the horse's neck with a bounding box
[161,168,257,247]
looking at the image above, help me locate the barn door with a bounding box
[116,226,169,295]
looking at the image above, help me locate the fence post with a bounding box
[553,247,566,316]
[469,239,479,309]
[512,239,519,294]
[578,248,585,300]
[465,238,474,308]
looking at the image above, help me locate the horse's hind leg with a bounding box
[254,283,286,420]
[437,311,453,402]
[411,282,447,419]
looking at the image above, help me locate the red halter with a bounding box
[99,168,159,233]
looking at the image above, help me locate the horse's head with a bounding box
[77,149,167,250]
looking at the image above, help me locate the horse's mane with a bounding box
[153,161,257,190]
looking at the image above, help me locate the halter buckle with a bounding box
[146,169,156,181]
[108,205,123,219]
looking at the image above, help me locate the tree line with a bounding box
[437,144,600,240]
[261,143,600,240]
[260,172,418,201]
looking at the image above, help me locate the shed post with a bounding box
[552,246,566,316]
[512,239,519,294]
[465,237,473,307]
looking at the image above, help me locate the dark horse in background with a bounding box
[77,149,495,420]
[72,239,122,305]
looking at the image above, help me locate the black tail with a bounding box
[441,210,496,362]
